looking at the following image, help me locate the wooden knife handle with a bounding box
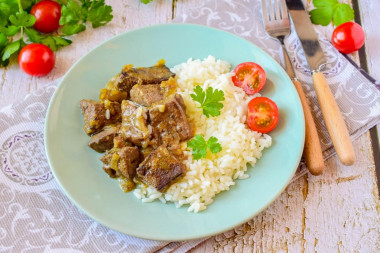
[312,71,356,166]
[292,79,325,175]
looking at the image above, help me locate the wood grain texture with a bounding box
[292,79,325,175]
[0,1,378,252]
[312,72,356,166]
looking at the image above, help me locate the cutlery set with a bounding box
[262,0,356,174]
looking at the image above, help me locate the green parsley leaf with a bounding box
[52,36,72,48]
[9,11,35,27]
[332,3,354,26]
[60,1,83,25]
[207,136,222,154]
[0,0,19,27]
[187,134,208,160]
[0,32,7,46]
[21,0,39,11]
[187,135,222,160]
[2,39,20,61]
[24,27,40,43]
[313,0,337,8]
[88,4,113,28]
[61,23,86,35]
[40,37,57,50]
[141,0,154,4]
[309,7,334,26]
[25,28,72,51]
[0,25,19,36]
[190,85,225,118]
[310,0,354,26]
[41,36,71,51]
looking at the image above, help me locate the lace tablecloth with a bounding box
[0,0,379,252]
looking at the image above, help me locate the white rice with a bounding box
[134,56,272,212]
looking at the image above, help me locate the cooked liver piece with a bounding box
[99,146,141,179]
[148,94,192,147]
[88,125,119,152]
[117,147,141,179]
[79,99,121,135]
[117,65,175,92]
[99,152,116,178]
[136,145,186,191]
[120,100,150,147]
[130,84,164,106]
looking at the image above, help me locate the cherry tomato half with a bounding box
[331,22,365,54]
[30,0,61,34]
[247,97,279,134]
[232,62,266,95]
[18,43,55,76]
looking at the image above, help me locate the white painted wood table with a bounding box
[0,1,379,252]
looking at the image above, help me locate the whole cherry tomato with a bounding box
[232,62,266,95]
[30,0,61,33]
[331,22,365,54]
[18,43,55,76]
[247,97,279,133]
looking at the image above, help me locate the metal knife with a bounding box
[286,0,356,166]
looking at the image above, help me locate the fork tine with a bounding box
[268,0,275,21]
[279,0,289,21]
[262,0,269,25]
[274,0,281,21]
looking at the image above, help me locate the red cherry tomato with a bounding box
[30,0,61,33]
[232,62,266,95]
[331,22,365,54]
[247,97,279,133]
[18,43,55,76]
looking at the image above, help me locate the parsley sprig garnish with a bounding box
[190,85,225,118]
[309,0,354,26]
[187,134,222,160]
[0,0,113,66]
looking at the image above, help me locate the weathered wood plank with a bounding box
[358,0,380,82]
[357,0,380,152]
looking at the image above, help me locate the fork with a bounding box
[262,0,325,175]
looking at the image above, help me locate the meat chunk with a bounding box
[118,147,141,179]
[136,145,186,191]
[130,84,164,106]
[120,100,150,147]
[88,126,119,152]
[79,99,121,135]
[100,146,141,179]
[149,94,192,147]
[117,65,175,92]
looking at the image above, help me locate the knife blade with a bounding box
[286,0,356,166]
[286,1,326,71]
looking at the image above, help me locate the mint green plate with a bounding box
[45,24,305,241]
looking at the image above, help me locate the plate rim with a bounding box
[44,23,305,241]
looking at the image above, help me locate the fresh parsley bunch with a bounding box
[0,0,113,66]
[59,0,113,35]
